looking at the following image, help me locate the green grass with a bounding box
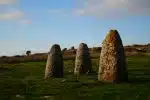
[0,55,150,100]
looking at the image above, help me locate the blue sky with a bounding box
[0,0,150,56]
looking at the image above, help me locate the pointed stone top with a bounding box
[80,42,85,45]
[109,29,118,33]
[79,42,86,46]
[77,43,89,55]
[104,29,122,44]
[50,44,61,54]
[78,43,88,50]
[107,29,119,37]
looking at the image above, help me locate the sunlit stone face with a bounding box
[98,29,128,83]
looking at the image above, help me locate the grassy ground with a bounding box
[0,55,150,100]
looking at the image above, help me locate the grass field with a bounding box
[0,55,150,100]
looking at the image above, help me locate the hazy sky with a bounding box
[0,0,150,56]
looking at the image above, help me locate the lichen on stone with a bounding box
[98,29,128,83]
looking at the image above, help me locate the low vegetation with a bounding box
[0,55,150,100]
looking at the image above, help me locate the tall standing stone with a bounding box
[44,44,64,79]
[98,30,128,83]
[74,43,92,76]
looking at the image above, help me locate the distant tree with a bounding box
[26,51,31,56]
[1,56,7,58]
[14,55,22,57]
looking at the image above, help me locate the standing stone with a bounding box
[98,29,128,83]
[44,44,64,79]
[74,43,92,76]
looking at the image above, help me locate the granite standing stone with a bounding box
[44,44,64,79]
[74,43,92,76]
[98,30,128,83]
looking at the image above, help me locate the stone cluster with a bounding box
[44,29,128,84]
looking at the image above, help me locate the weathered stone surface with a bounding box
[74,43,92,76]
[44,44,64,79]
[98,30,128,83]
